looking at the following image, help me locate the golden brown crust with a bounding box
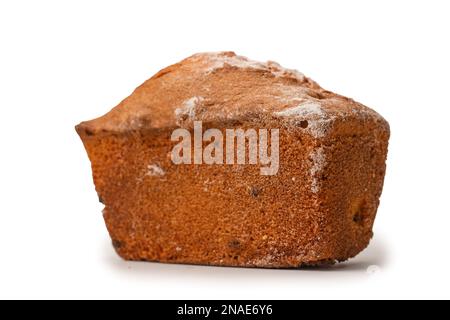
[76,52,389,267]
[77,52,388,134]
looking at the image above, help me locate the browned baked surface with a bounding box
[76,52,389,267]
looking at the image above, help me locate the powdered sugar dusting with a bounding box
[351,104,387,123]
[147,164,165,177]
[247,246,290,267]
[274,102,324,118]
[204,53,266,72]
[310,147,326,193]
[268,61,306,81]
[195,52,305,81]
[175,96,204,123]
[250,254,275,267]
[308,119,334,139]
[274,102,334,138]
[273,84,315,104]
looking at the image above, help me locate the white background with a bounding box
[1,0,449,300]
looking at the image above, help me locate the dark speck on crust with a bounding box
[112,239,124,250]
[249,186,262,197]
[228,239,241,249]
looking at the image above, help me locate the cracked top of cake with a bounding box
[78,51,387,137]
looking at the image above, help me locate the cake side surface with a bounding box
[76,52,389,267]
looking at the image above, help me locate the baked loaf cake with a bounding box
[76,52,389,267]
